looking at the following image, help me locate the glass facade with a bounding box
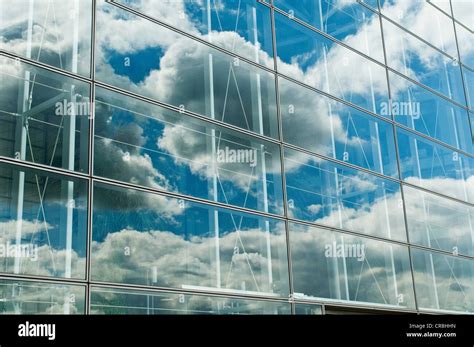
[0,0,472,315]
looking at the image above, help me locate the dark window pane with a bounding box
[91,287,290,314]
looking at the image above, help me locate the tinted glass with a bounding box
[94,87,284,215]
[0,56,90,173]
[284,147,407,241]
[0,163,88,279]
[91,182,290,297]
[0,0,92,76]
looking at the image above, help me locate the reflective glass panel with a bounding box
[463,66,474,110]
[94,87,283,215]
[95,0,278,138]
[404,185,474,257]
[90,287,290,314]
[380,0,457,57]
[396,127,474,203]
[294,303,323,315]
[383,18,465,104]
[0,163,88,279]
[284,148,407,241]
[0,279,85,314]
[279,77,398,177]
[113,0,274,68]
[389,71,473,153]
[290,222,416,309]
[428,0,452,15]
[0,0,92,76]
[452,1,474,31]
[411,248,473,313]
[274,12,389,116]
[273,0,384,62]
[91,182,290,297]
[0,56,90,173]
[456,23,474,69]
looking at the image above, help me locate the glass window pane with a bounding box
[273,0,384,63]
[112,0,274,68]
[90,287,290,314]
[0,0,92,76]
[294,303,323,315]
[0,279,85,314]
[389,70,473,153]
[0,56,90,173]
[382,18,465,104]
[463,66,474,110]
[452,1,474,31]
[284,147,407,241]
[380,0,457,57]
[274,12,389,116]
[428,0,452,15]
[94,87,283,215]
[279,77,398,177]
[290,222,416,309]
[456,24,474,70]
[396,127,474,203]
[361,0,379,11]
[411,248,473,313]
[95,0,278,138]
[404,185,474,257]
[91,182,290,297]
[0,163,88,279]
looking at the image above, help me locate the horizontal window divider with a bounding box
[91,176,286,221]
[0,157,90,181]
[0,273,88,286]
[461,61,474,73]
[356,0,380,14]
[418,307,474,315]
[295,297,418,313]
[287,217,474,260]
[379,10,457,61]
[89,282,290,303]
[106,0,276,74]
[278,74,474,158]
[93,81,281,145]
[276,73,391,123]
[402,181,474,208]
[386,66,470,111]
[395,123,474,158]
[426,0,453,20]
[282,143,400,182]
[0,51,93,84]
[272,6,386,67]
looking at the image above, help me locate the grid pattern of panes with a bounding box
[0,0,472,315]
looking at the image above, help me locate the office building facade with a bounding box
[0,0,472,314]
